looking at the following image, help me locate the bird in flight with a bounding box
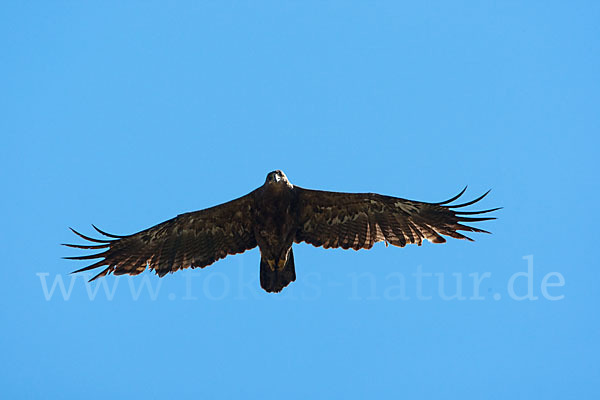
[65,170,498,293]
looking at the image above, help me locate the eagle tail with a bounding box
[260,249,296,293]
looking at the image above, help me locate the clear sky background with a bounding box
[1,1,598,399]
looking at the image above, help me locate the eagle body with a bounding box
[252,173,299,292]
[65,170,498,293]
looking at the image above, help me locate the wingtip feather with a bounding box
[450,189,491,208]
[455,207,502,215]
[92,224,127,238]
[69,227,114,243]
[71,260,107,274]
[437,186,468,205]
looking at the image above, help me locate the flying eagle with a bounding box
[65,170,498,293]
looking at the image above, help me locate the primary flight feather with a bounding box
[64,170,498,293]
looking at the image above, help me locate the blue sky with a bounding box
[1,1,598,399]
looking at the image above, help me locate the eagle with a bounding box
[65,170,498,293]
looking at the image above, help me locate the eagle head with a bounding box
[265,170,292,188]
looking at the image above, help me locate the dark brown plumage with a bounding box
[64,170,499,293]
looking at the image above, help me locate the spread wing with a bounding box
[294,186,498,250]
[64,192,258,281]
